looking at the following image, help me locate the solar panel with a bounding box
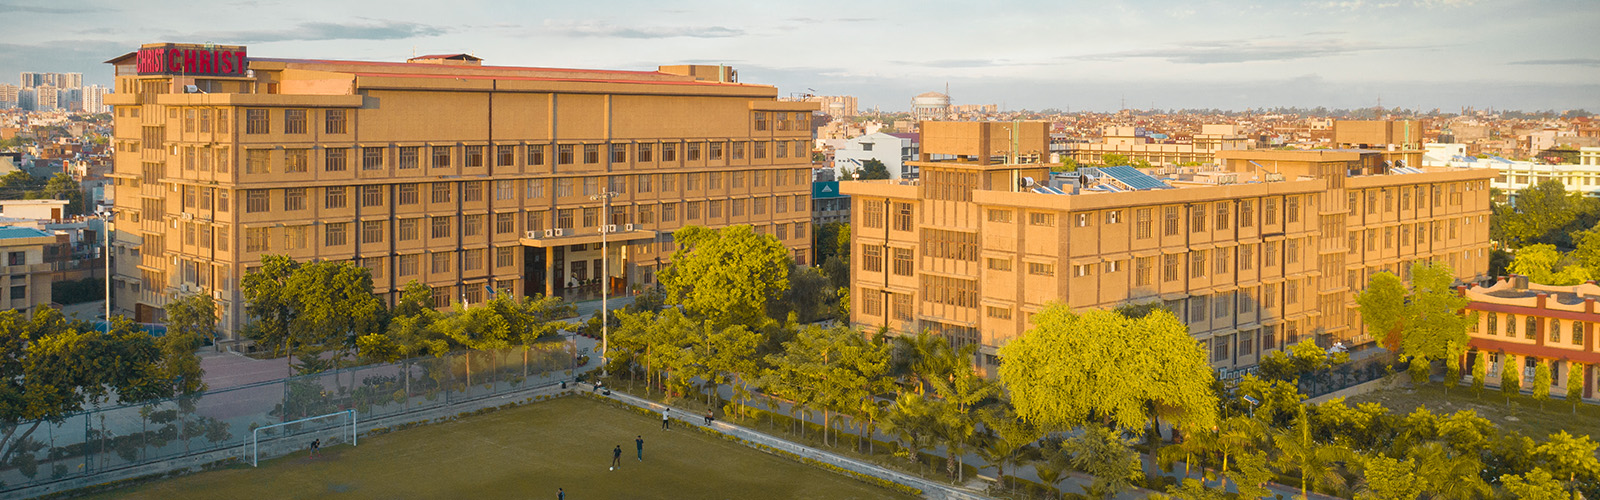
[1101,165,1173,190]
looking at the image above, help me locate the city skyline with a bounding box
[0,0,1596,112]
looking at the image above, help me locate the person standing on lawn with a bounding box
[636,435,644,461]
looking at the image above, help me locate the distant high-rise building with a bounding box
[805,95,858,118]
[19,72,83,89]
[81,85,109,113]
[0,84,18,109]
[31,85,58,111]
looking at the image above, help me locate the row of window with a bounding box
[234,181,809,214]
[1349,181,1484,216]
[1481,313,1588,346]
[233,141,814,174]
[1349,217,1480,254]
[750,111,813,132]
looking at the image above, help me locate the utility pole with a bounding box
[590,190,620,378]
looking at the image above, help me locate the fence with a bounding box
[0,341,577,493]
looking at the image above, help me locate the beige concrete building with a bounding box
[1068,124,1251,167]
[0,226,58,313]
[104,43,816,348]
[1462,278,1598,401]
[843,121,1495,372]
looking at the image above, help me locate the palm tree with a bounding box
[880,392,938,474]
[1032,437,1071,500]
[1213,416,1265,483]
[1273,406,1353,499]
[928,364,999,483]
[1407,442,1490,500]
[975,405,1043,494]
[1063,425,1143,500]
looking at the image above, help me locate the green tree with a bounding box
[1471,353,1487,398]
[880,392,938,471]
[891,329,971,395]
[1568,362,1586,414]
[160,293,215,394]
[240,255,300,367]
[1499,468,1572,500]
[1407,442,1490,500]
[1358,271,1407,350]
[1570,224,1600,271]
[857,159,891,180]
[976,404,1043,493]
[1501,354,1521,406]
[998,305,1217,434]
[1498,180,1581,247]
[776,266,832,323]
[25,172,85,216]
[1354,454,1423,500]
[1534,431,1600,487]
[1273,406,1353,500]
[1357,264,1476,391]
[1510,244,1594,285]
[1228,450,1276,500]
[928,358,999,481]
[660,225,791,329]
[1163,478,1228,500]
[1532,362,1552,409]
[1062,425,1142,500]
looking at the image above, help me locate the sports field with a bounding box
[89,396,914,499]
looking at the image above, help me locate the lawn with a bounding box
[1344,382,1600,442]
[85,396,915,500]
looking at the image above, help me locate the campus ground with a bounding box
[1344,382,1600,442]
[84,396,913,500]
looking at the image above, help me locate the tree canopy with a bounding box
[240,256,385,373]
[998,304,1217,433]
[1356,263,1475,369]
[659,225,791,329]
[857,159,891,180]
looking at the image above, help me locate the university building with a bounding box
[1461,278,1598,401]
[843,121,1495,372]
[104,43,816,348]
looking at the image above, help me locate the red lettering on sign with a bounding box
[219,51,231,74]
[168,48,182,72]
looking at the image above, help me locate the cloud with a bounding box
[0,2,96,14]
[543,21,744,39]
[186,20,448,43]
[1071,38,1429,64]
[1510,58,1600,67]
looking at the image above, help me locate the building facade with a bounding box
[105,43,816,348]
[1067,125,1251,167]
[911,92,950,122]
[1462,278,1598,401]
[843,121,1495,372]
[832,132,920,179]
[1424,145,1600,200]
[0,226,59,313]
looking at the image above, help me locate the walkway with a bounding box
[594,384,990,500]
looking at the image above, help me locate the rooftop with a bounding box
[0,226,52,240]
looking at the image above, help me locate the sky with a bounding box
[2,0,1597,113]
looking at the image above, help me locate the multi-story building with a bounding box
[832,132,920,179]
[82,85,109,114]
[804,95,858,118]
[104,43,816,348]
[19,72,83,90]
[1067,124,1251,167]
[1424,145,1600,200]
[843,121,1495,372]
[1461,278,1598,401]
[0,226,59,313]
[812,177,849,226]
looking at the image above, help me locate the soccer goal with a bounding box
[250,409,357,467]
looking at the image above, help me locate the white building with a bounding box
[81,85,108,113]
[1425,143,1600,201]
[831,132,919,179]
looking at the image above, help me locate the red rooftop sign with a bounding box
[136,43,248,77]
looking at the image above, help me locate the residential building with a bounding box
[1462,278,1598,401]
[105,43,816,348]
[843,121,1495,373]
[1067,124,1251,166]
[82,85,109,114]
[1424,145,1600,200]
[804,95,857,118]
[0,226,58,313]
[19,72,82,90]
[0,200,70,221]
[812,177,849,226]
[832,132,920,179]
[1582,147,1600,166]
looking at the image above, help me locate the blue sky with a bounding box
[2,0,1596,112]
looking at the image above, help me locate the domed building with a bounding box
[911,91,950,122]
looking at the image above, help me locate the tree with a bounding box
[1471,353,1487,398]
[1570,224,1600,271]
[1357,264,1476,391]
[1497,180,1581,247]
[1568,363,1586,414]
[1510,244,1594,285]
[1534,431,1600,487]
[1228,450,1276,500]
[857,159,891,180]
[1062,425,1142,500]
[659,225,791,329]
[160,293,214,394]
[776,265,832,323]
[1499,468,1572,500]
[1354,454,1423,500]
[976,404,1043,493]
[1163,478,1227,500]
[998,305,1218,434]
[1501,354,1521,406]
[928,358,999,482]
[1050,157,1080,173]
[283,260,386,371]
[1273,406,1352,500]
[880,392,938,471]
[25,172,85,216]
[1406,441,1490,500]
[1532,362,1552,409]
[1357,271,1407,350]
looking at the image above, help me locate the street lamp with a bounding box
[102,210,113,334]
[589,191,619,379]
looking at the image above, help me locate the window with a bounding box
[1286,196,1300,223]
[862,288,882,316]
[465,146,484,167]
[325,148,347,172]
[777,142,788,158]
[363,147,384,170]
[463,214,484,237]
[663,143,678,162]
[637,174,653,193]
[325,109,346,134]
[431,216,452,238]
[987,306,1012,320]
[864,202,885,228]
[754,111,767,131]
[432,252,451,273]
[1215,203,1230,230]
[1264,283,1277,309]
[283,225,308,250]
[530,211,549,231]
[1215,247,1231,275]
[1285,280,1298,305]
[1074,213,1091,227]
[753,142,767,159]
[1164,206,1180,236]
[1030,212,1056,227]
[1265,241,1279,267]
[1240,244,1254,271]
[325,222,348,246]
[1551,319,1563,343]
[1286,239,1299,264]
[1265,198,1278,225]
[708,172,722,190]
[284,188,306,211]
[497,145,516,167]
[245,228,269,252]
[464,249,484,271]
[1240,200,1254,228]
[732,142,745,160]
[987,258,1012,271]
[362,220,383,243]
[1190,296,1208,322]
[399,218,419,241]
[1135,208,1152,239]
[863,245,883,272]
[1191,205,1207,232]
[528,145,547,166]
[284,109,307,134]
[497,247,515,268]
[894,202,914,231]
[245,109,268,134]
[1526,316,1537,340]
[399,254,418,276]
[892,248,914,276]
[1135,257,1153,286]
[709,142,723,161]
[1191,250,1207,278]
[433,146,452,168]
[636,144,652,163]
[284,149,308,173]
[400,146,419,169]
[583,144,600,164]
[246,190,269,212]
[1163,254,1180,282]
[584,207,599,226]
[1573,321,1585,345]
[1213,336,1230,362]
[463,181,483,202]
[1031,262,1057,277]
[988,209,1013,223]
[1105,210,1122,224]
[1215,291,1233,318]
[433,183,452,203]
[584,177,599,196]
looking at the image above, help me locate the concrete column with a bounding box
[544,246,555,298]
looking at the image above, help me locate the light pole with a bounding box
[590,191,619,378]
[103,211,113,333]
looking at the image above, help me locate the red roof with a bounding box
[411,53,481,61]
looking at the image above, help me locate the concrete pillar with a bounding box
[544,246,555,298]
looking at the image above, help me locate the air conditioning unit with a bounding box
[180,212,194,221]
[606,224,618,233]
[543,229,555,238]
[624,223,635,231]
[213,290,223,299]
[552,228,565,237]
[525,231,541,239]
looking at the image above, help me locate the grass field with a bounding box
[1344,382,1600,442]
[87,396,915,500]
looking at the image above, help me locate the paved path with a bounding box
[594,384,990,500]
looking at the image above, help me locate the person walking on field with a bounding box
[661,408,670,430]
[558,487,564,500]
[611,445,622,470]
[636,435,644,461]
[309,438,320,458]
